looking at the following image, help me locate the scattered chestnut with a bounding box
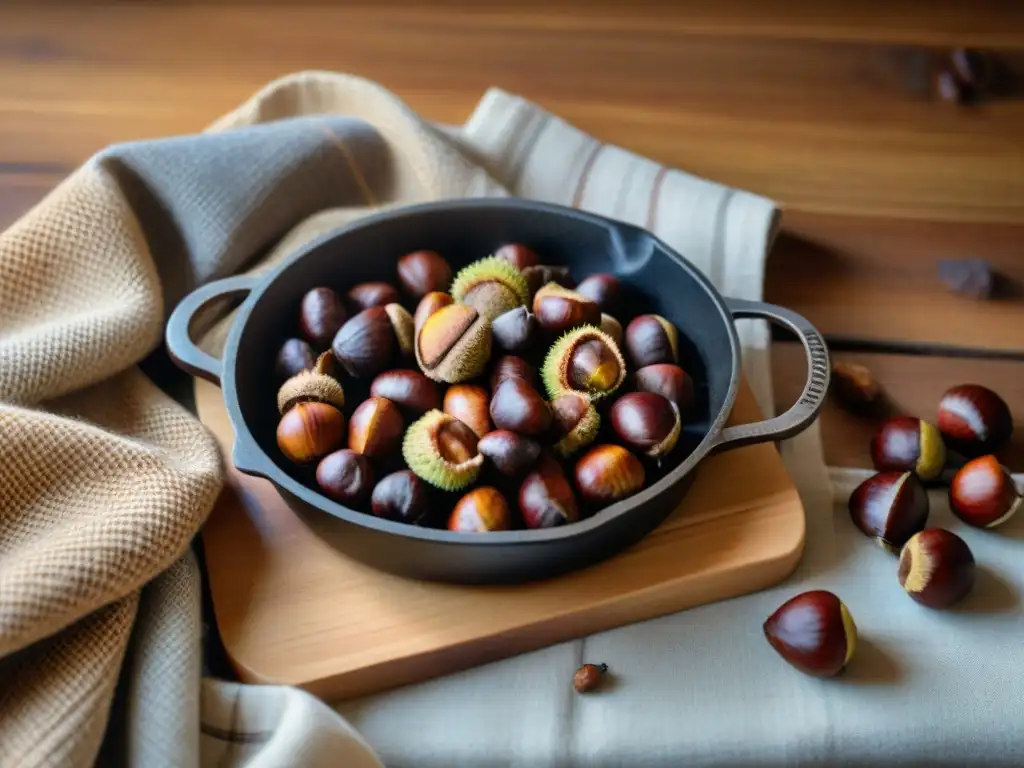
[609,392,681,459]
[331,307,396,378]
[348,396,405,461]
[275,338,315,380]
[490,378,552,436]
[948,454,1022,528]
[937,384,1012,457]
[403,410,484,491]
[574,444,645,504]
[316,449,374,505]
[549,393,600,457]
[763,590,857,678]
[532,283,601,334]
[413,291,454,334]
[847,471,929,553]
[633,363,695,419]
[347,281,399,312]
[491,306,537,353]
[299,286,348,347]
[478,430,541,476]
[370,369,440,416]
[415,303,492,383]
[830,362,882,415]
[898,528,975,609]
[371,469,429,524]
[444,384,492,438]
[490,355,536,391]
[572,663,608,694]
[574,273,620,312]
[599,313,623,348]
[276,401,345,463]
[522,264,573,300]
[519,457,579,528]
[493,243,540,271]
[396,250,452,299]
[450,256,530,321]
[448,486,511,532]
[869,416,946,481]
[624,314,678,368]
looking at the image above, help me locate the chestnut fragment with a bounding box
[371,470,429,524]
[572,663,608,694]
[275,338,315,381]
[763,590,857,678]
[444,384,492,439]
[331,307,396,378]
[898,529,975,609]
[478,430,541,477]
[347,281,399,312]
[397,250,452,300]
[948,454,1022,528]
[493,243,540,271]
[609,392,681,459]
[574,274,620,312]
[574,444,645,504]
[870,416,946,481]
[348,396,405,461]
[532,283,601,335]
[276,401,345,463]
[449,487,511,532]
[848,471,929,553]
[624,314,678,368]
[491,306,537,353]
[370,369,440,416]
[300,287,348,347]
[490,378,552,436]
[937,384,1012,457]
[633,364,695,419]
[316,449,374,505]
[490,355,536,391]
[519,457,579,528]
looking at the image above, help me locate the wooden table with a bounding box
[3,1,1023,471]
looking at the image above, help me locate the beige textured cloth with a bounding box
[0,71,776,766]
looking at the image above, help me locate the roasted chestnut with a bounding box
[450,256,530,321]
[371,470,429,524]
[898,528,975,609]
[490,378,552,436]
[763,590,857,678]
[491,306,538,353]
[869,416,946,481]
[532,283,601,334]
[574,444,645,504]
[299,286,348,347]
[948,454,1021,528]
[370,369,440,416]
[275,338,315,381]
[415,303,492,383]
[347,281,399,312]
[403,410,484,491]
[276,401,345,463]
[624,314,678,368]
[574,273,620,312]
[477,430,541,476]
[519,456,579,528]
[633,363,695,419]
[348,396,405,461]
[448,486,511,532]
[444,384,492,439]
[396,250,452,300]
[937,384,1012,457]
[490,355,536,391]
[493,243,540,271]
[609,392,681,459]
[848,471,929,553]
[316,449,374,504]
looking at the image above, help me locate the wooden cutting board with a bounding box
[197,376,805,701]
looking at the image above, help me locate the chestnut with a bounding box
[371,469,429,524]
[574,444,645,504]
[444,384,492,439]
[275,338,315,380]
[847,471,929,553]
[624,314,678,368]
[450,256,529,321]
[491,306,538,354]
[490,355,536,391]
[478,430,541,476]
[397,250,452,300]
[493,243,540,271]
[633,363,695,419]
[609,392,681,459]
[869,416,946,481]
[519,457,579,528]
[572,663,608,694]
[276,368,345,415]
[331,307,396,378]
[315,449,374,505]
[348,396,405,461]
[831,362,882,415]
[898,528,975,609]
[490,378,552,436]
[574,273,620,312]
[937,384,1012,457]
[948,454,1022,528]
[448,486,511,532]
[276,401,345,463]
[299,286,348,347]
[415,303,492,383]
[763,590,857,678]
[347,281,399,312]
[522,264,573,301]
[403,410,484,491]
[550,393,600,457]
[542,326,626,401]
[532,283,600,334]
[413,291,453,334]
[599,313,623,348]
[370,369,440,416]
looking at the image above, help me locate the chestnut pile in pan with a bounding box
[764,381,1018,678]
[272,245,697,532]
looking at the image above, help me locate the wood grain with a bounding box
[197,376,804,700]
[772,341,1024,471]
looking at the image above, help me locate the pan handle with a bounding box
[165,275,259,385]
[712,297,830,452]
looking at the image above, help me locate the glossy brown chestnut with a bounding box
[275,338,315,380]
[948,454,1022,528]
[572,663,608,693]
[937,384,1012,457]
[574,444,645,504]
[276,401,345,463]
[522,264,572,300]
[519,457,579,528]
[609,392,681,459]
[599,314,624,348]
[331,307,396,378]
[444,384,492,439]
[347,281,399,312]
[348,396,405,461]
[448,486,511,532]
[493,242,540,271]
[869,416,946,481]
[370,369,440,416]
[315,449,374,505]
[634,363,695,419]
[624,314,678,368]
[478,430,542,476]
[532,283,601,335]
[491,306,538,353]
[569,338,622,394]
[396,250,452,299]
[371,469,429,524]
[898,528,975,609]
[413,291,454,334]
[490,355,536,391]
[763,590,857,678]
[848,471,929,553]
[574,273,620,312]
[299,286,348,347]
[490,378,552,436]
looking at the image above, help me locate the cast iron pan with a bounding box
[167,198,829,584]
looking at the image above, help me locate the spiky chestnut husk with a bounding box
[384,303,415,358]
[450,256,530,321]
[542,325,627,402]
[414,303,492,384]
[277,370,345,415]
[402,409,484,491]
[550,393,601,458]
